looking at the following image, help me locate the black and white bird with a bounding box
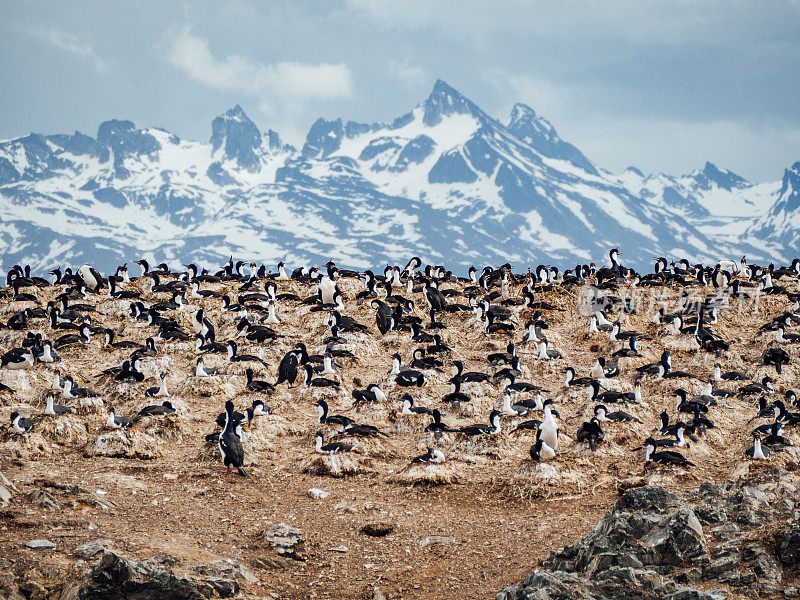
[351,384,386,406]
[244,367,275,394]
[745,434,770,460]
[77,264,104,291]
[537,338,563,360]
[401,394,432,415]
[411,447,446,463]
[316,399,351,427]
[593,404,640,423]
[195,356,219,377]
[538,401,559,450]
[226,340,268,367]
[145,373,170,397]
[219,400,247,476]
[44,393,73,415]
[529,434,556,461]
[105,406,132,429]
[303,365,340,390]
[576,417,604,451]
[136,400,176,419]
[314,431,353,454]
[459,410,501,436]
[9,411,34,434]
[1,347,34,369]
[643,438,694,466]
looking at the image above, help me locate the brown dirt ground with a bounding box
[0,270,799,599]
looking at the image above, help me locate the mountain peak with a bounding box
[221,104,250,122]
[422,80,485,127]
[210,106,262,171]
[509,102,538,123]
[691,161,748,191]
[506,103,597,175]
[97,119,136,147]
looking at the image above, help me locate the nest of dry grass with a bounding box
[388,461,462,486]
[300,453,363,477]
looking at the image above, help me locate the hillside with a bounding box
[1,258,800,598]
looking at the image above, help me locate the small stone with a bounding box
[361,522,394,537]
[419,535,456,547]
[0,485,10,506]
[25,539,55,549]
[329,545,348,553]
[73,539,112,558]
[784,586,799,598]
[333,501,357,514]
[308,487,329,500]
[254,523,306,560]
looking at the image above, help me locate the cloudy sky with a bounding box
[2,0,799,182]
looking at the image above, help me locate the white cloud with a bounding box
[484,70,576,124]
[388,58,427,88]
[27,24,109,73]
[575,117,800,181]
[166,28,354,106]
[346,0,800,46]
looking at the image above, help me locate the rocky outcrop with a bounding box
[499,465,800,600]
[78,551,206,600]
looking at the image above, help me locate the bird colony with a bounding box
[2,251,800,573]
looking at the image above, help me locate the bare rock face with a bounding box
[87,430,159,460]
[78,551,205,600]
[499,474,800,600]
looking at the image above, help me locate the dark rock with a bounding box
[192,560,257,584]
[640,508,707,566]
[703,554,739,578]
[78,550,206,600]
[694,505,726,526]
[614,486,679,514]
[750,544,782,583]
[779,525,800,565]
[698,483,723,498]
[718,569,756,586]
[675,568,702,583]
[593,566,662,589]
[360,522,394,537]
[710,522,740,541]
[251,556,292,571]
[197,577,238,598]
[664,589,726,600]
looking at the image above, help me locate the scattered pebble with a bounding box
[419,535,457,547]
[308,487,329,500]
[26,539,55,549]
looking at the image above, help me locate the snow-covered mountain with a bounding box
[0,80,794,274]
